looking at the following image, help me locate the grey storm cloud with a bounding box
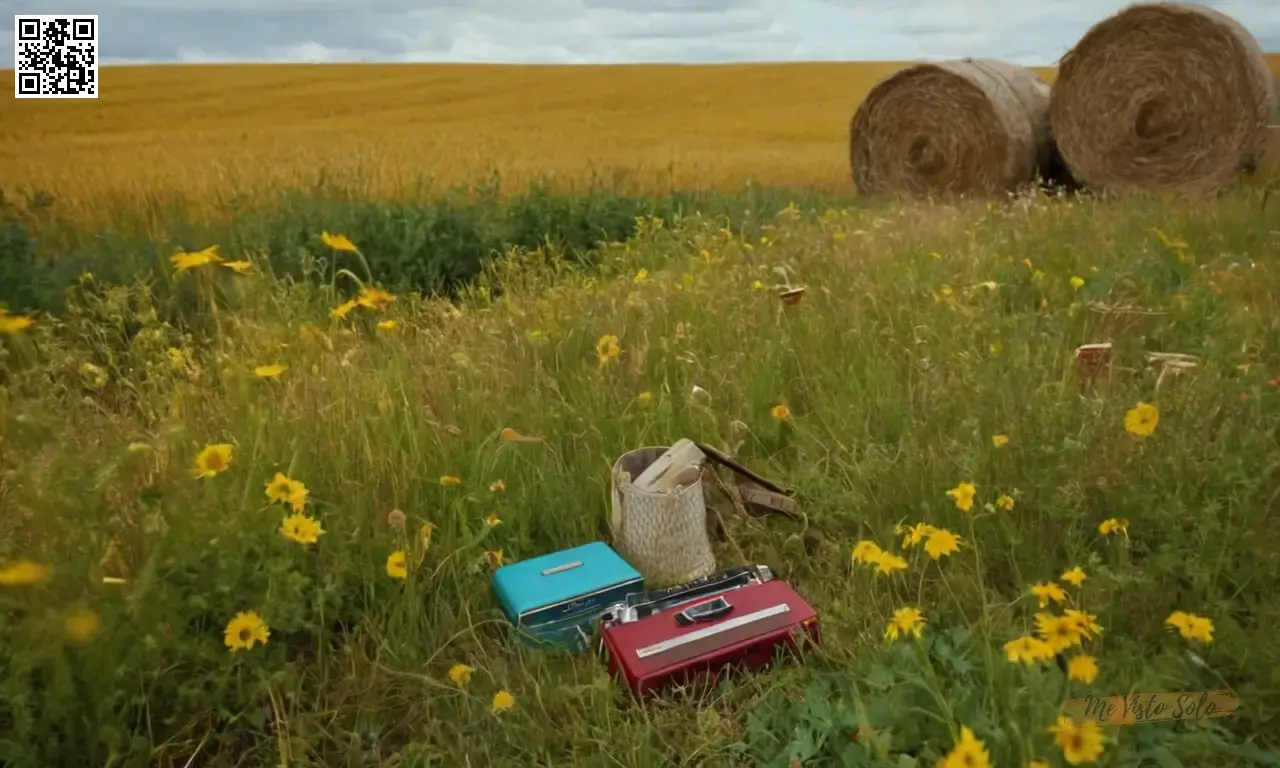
[1,0,1277,65]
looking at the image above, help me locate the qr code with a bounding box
[14,15,99,99]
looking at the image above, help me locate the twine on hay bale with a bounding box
[1050,2,1277,196]
[849,59,1057,198]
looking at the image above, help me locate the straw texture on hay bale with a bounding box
[1050,2,1277,196]
[849,59,1055,198]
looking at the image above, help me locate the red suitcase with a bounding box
[601,578,820,698]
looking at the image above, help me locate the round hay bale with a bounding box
[849,59,1055,198]
[1050,2,1277,196]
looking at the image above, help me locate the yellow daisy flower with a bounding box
[0,559,52,587]
[946,482,976,512]
[320,231,358,252]
[265,472,309,512]
[386,550,408,580]
[1030,582,1068,608]
[281,513,325,545]
[192,443,234,479]
[924,528,962,560]
[1003,635,1055,665]
[491,690,515,714]
[1124,402,1159,438]
[1165,611,1214,644]
[448,664,474,687]
[223,610,269,652]
[1060,567,1087,587]
[1049,716,1105,765]
[851,540,883,565]
[884,607,926,642]
[1067,654,1099,684]
[939,726,990,768]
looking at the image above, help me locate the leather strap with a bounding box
[696,442,800,520]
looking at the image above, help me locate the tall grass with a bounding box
[2,186,1279,766]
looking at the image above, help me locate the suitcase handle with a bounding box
[675,596,733,626]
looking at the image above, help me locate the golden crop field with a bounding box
[3,58,1278,226]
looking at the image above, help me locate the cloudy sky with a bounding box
[4,0,1278,67]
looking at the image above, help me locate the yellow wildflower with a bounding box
[331,300,358,319]
[1124,402,1159,438]
[171,245,222,272]
[939,726,990,768]
[1060,567,1087,587]
[770,404,792,422]
[483,513,502,528]
[870,550,908,576]
[1070,275,1085,290]
[448,664,474,687]
[265,472,308,512]
[996,494,1015,511]
[376,320,397,331]
[1036,612,1085,652]
[485,550,504,569]
[192,443,234,479]
[1098,518,1129,537]
[489,479,506,493]
[386,551,408,580]
[1064,609,1103,639]
[500,427,540,444]
[595,334,621,366]
[1067,654,1099,684]
[636,391,653,405]
[946,482,976,512]
[440,475,462,486]
[1049,716,1105,765]
[898,522,935,549]
[924,528,962,560]
[356,286,395,310]
[851,540,883,565]
[884,607,925,642]
[223,610,269,652]
[1003,635,1055,665]
[0,310,34,334]
[0,560,52,587]
[1165,611,1214,644]
[281,513,325,545]
[491,690,515,714]
[634,268,648,283]
[254,364,286,379]
[992,434,1009,448]
[1031,582,1069,608]
[320,231,358,252]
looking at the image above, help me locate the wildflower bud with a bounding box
[387,509,406,530]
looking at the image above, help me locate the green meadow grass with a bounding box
[2,184,1280,767]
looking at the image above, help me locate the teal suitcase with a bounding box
[491,542,644,653]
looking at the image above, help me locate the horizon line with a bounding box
[4,53,1276,71]
[6,58,1075,71]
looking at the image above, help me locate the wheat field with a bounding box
[3,59,1278,225]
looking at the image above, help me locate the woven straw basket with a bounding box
[610,446,716,587]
